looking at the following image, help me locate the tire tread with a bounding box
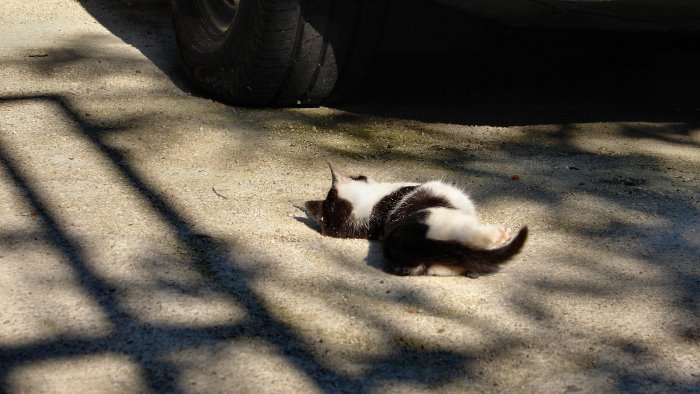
[172,0,389,106]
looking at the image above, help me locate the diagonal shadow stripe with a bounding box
[0,94,358,393]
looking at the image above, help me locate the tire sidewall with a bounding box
[170,0,252,65]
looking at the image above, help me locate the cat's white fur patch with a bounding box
[410,264,425,276]
[426,264,467,276]
[420,181,476,215]
[424,207,500,249]
[410,263,465,276]
[388,181,476,220]
[337,181,417,222]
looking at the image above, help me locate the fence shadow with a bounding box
[1,94,496,392]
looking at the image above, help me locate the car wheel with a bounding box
[170,0,388,107]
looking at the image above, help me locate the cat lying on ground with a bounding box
[304,164,528,276]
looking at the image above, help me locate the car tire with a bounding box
[170,0,388,107]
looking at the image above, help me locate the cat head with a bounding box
[304,164,372,238]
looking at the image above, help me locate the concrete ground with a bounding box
[1,0,698,393]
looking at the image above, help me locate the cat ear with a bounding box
[328,162,351,185]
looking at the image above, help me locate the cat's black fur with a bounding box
[305,165,528,276]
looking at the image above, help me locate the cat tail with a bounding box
[426,226,528,275]
[472,226,528,264]
[383,214,528,276]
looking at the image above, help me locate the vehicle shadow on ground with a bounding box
[342,29,700,126]
[78,0,700,126]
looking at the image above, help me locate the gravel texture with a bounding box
[1,1,698,393]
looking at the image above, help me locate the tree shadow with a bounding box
[284,113,700,334]
[2,0,699,392]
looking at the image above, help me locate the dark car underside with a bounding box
[435,0,700,31]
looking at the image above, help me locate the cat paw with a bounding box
[476,224,510,248]
[492,226,512,247]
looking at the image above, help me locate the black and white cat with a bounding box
[305,164,528,276]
